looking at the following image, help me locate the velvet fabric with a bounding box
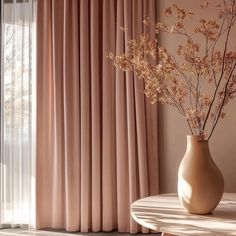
[36,0,158,232]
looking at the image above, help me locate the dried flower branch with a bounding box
[108,0,236,140]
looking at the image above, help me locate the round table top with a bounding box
[131,193,236,236]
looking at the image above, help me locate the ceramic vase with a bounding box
[178,135,224,214]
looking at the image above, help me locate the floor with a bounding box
[0,229,159,236]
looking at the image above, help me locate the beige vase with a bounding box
[178,135,224,215]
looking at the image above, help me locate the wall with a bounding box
[158,0,236,193]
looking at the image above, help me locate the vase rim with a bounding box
[186,134,206,141]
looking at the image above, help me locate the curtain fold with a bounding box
[36,0,158,233]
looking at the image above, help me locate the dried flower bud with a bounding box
[164,7,172,16]
[220,112,226,119]
[201,0,211,9]
[106,52,114,60]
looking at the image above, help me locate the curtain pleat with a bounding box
[116,0,129,231]
[144,0,159,198]
[90,0,101,232]
[80,0,91,232]
[101,0,117,232]
[36,0,158,233]
[124,1,139,233]
[63,0,81,231]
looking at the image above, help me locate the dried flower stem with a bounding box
[109,0,236,139]
[208,62,236,140]
[201,20,233,134]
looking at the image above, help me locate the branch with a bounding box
[201,23,233,133]
[169,54,197,110]
[161,80,194,135]
[174,29,194,43]
[208,62,236,140]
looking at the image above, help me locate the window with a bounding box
[0,0,35,227]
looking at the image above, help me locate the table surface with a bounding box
[131,193,236,236]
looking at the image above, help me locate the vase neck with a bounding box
[186,135,209,154]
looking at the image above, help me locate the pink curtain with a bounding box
[36,0,158,233]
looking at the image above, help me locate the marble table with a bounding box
[131,193,236,236]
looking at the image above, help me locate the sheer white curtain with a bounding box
[0,0,36,228]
